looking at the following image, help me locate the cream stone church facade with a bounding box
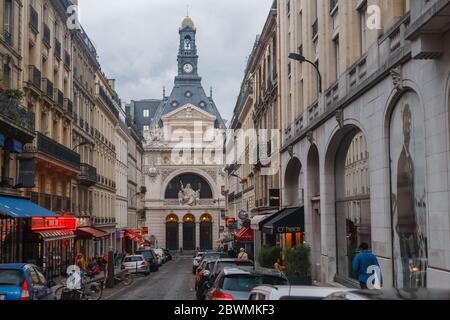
[131,17,227,251]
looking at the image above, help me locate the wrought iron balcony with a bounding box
[43,23,51,47]
[54,38,61,60]
[0,94,35,133]
[29,5,39,33]
[64,98,73,116]
[64,50,71,69]
[42,78,53,100]
[79,163,97,187]
[24,132,80,170]
[28,66,41,91]
[3,29,12,46]
[54,89,64,109]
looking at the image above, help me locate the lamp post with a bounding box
[288,53,322,93]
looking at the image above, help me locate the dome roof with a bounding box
[181,16,195,29]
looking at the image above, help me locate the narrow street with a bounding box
[104,257,195,300]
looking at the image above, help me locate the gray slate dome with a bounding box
[181,16,195,29]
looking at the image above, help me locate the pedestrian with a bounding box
[352,243,383,289]
[75,253,87,286]
[87,257,97,278]
[237,248,249,260]
[274,257,286,273]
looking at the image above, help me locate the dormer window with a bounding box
[143,109,150,117]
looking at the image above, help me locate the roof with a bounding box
[181,16,195,30]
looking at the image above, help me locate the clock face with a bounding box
[183,63,193,74]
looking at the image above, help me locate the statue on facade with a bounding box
[178,181,200,206]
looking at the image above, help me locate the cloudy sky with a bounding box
[77,0,273,123]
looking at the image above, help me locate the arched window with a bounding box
[165,173,213,199]
[285,157,302,206]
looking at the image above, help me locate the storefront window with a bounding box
[389,92,428,288]
[0,217,18,263]
[335,129,371,281]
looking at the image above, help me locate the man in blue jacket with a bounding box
[352,243,383,289]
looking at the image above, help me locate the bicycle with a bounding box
[102,270,134,288]
[54,276,103,301]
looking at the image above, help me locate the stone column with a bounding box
[178,222,183,251]
[195,222,200,250]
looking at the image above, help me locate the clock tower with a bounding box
[176,16,200,81]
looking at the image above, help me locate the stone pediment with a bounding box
[161,103,216,122]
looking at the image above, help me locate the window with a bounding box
[4,0,12,34]
[333,37,340,78]
[358,4,368,55]
[143,109,150,117]
[143,125,149,132]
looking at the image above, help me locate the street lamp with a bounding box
[72,141,95,151]
[288,53,322,93]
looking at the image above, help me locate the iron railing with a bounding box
[79,163,97,186]
[3,29,12,46]
[24,132,80,170]
[0,95,35,132]
[28,65,41,91]
[42,78,53,100]
[54,89,64,109]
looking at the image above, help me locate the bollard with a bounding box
[106,250,115,288]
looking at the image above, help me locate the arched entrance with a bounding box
[307,145,321,281]
[183,214,196,250]
[199,214,213,250]
[285,157,302,206]
[166,215,179,250]
[389,91,427,288]
[333,126,371,283]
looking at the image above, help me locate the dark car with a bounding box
[0,264,56,301]
[195,259,218,296]
[200,252,228,264]
[196,259,255,300]
[163,249,172,261]
[205,267,289,301]
[135,249,159,272]
[324,288,450,300]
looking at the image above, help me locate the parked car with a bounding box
[200,251,228,263]
[205,267,288,301]
[195,260,219,299]
[249,285,354,300]
[192,252,206,274]
[0,264,56,301]
[135,249,159,272]
[163,249,172,261]
[121,255,150,276]
[196,259,255,300]
[153,249,165,265]
[324,288,450,300]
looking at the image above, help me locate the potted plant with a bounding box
[283,245,313,285]
[257,245,282,268]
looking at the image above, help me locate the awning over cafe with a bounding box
[262,207,305,235]
[34,229,76,241]
[250,214,273,230]
[75,227,109,241]
[234,227,254,242]
[0,195,60,218]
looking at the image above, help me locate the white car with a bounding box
[192,252,206,274]
[249,285,355,300]
[153,249,165,266]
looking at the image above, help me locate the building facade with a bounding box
[136,16,227,252]
[275,0,450,288]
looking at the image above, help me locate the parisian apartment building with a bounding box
[228,0,450,290]
[0,0,145,280]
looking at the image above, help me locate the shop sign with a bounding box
[277,226,302,234]
[32,217,77,231]
[269,189,280,207]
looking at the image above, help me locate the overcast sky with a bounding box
[77,0,273,123]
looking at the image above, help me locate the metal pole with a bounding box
[106,248,114,288]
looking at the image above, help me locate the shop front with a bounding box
[75,226,109,258]
[124,229,151,252]
[28,217,77,281]
[234,226,254,260]
[260,207,305,249]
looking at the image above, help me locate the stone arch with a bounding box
[182,214,196,251]
[199,214,213,250]
[165,214,179,250]
[323,123,371,284]
[284,157,303,207]
[161,168,217,199]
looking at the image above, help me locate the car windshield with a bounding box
[222,275,288,292]
[136,251,153,258]
[0,269,24,286]
[124,256,143,262]
[204,253,226,260]
[216,261,254,274]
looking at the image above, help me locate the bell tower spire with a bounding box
[177,16,200,80]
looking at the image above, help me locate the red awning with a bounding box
[234,227,254,242]
[34,229,75,241]
[75,227,109,241]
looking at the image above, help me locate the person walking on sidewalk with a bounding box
[274,257,286,273]
[238,248,249,260]
[352,243,383,289]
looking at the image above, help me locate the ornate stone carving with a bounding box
[178,181,200,206]
[335,109,344,129]
[390,66,403,92]
[160,168,174,182]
